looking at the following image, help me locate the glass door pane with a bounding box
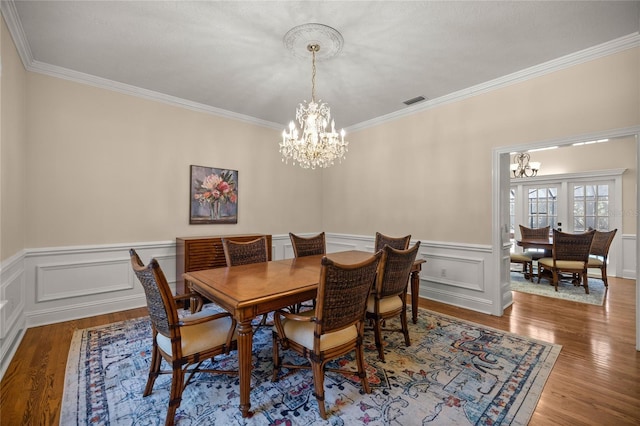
[527,186,558,230]
[571,181,612,232]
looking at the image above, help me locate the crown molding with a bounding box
[27,60,284,130]
[2,1,638,133]
[348,32,640,132]
[0,0,33,64]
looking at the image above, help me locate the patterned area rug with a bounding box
[510,270,606,306]
[61,306,561,425]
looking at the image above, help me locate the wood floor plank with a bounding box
[1,281,638,425]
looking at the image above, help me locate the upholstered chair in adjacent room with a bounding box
[537,230,596,293]
[130,249,237,426]
[587,229,617,287]
[510,252,534,282]
[518,225,551,260]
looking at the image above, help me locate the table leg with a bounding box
[237,318,254,418]
[411,270,419,324]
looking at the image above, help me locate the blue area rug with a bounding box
[61,306,560,425]
[510,270,606,306]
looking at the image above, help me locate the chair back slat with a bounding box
[519,225,550,239]
[590,229,617,258]
[316,253,382,333]
[130,249,177,337]
[375,232,411,252]
[552,229,595,262]
[376,242,420,298]
[222,236,269,266]
[290,232,326,257]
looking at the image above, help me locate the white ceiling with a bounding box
[3,1,639,130]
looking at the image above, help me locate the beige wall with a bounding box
[23,73,323,249]
[1,17,27,260]
[323,48,639,244]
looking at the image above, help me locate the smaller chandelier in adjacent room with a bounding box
[280,38,348,169]
[510,152,541,178]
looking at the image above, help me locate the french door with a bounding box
[511,171,622,276]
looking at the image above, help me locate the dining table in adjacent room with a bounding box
[516,237,553,257]
[183,250,426,418]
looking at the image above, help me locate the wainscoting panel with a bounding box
[420,253,485,291]
[36,258,133,302]
[23,242,176,328]
[621,234,637,279]
[0,250,27,379]
[417,244,495,314]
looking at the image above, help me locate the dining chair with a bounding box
[518,225,551,260]
[587,229,617,287]
[374,232,411,252]
[289,232,326,312]
[222,236,271,325]
[271,251,383,420]
[221,235,269,266]
[510,252,533,282]
[366,242,420,361]
[290,231,326,257]
[537,229,596,293]
[129,249,237,426]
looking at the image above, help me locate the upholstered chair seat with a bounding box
[156,311,236,357]
[510,252,533,281]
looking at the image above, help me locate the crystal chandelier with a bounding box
[510,152,541,178]
[280,43,348,169]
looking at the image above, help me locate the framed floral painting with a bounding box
[190,165,238,224]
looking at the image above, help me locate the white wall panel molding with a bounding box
[0,250,27,380]
[421,253,486,292]
[24,241,176,328]
[0,250,26,338]
[25,240,175,257]
[35,257,133,302]
[25,293,147,328]
[622,234,637,279]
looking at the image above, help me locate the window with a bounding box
[572,183,611,232]
[527,186,558,230]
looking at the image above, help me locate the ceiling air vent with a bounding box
[403,96,426,106]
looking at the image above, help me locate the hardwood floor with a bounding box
[1,278,638,425]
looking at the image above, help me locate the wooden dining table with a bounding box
[183,250,425,418]
[516,237,553,257]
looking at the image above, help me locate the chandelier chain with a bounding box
[310,44,317,102]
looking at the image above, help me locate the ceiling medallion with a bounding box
[283,23,344,61]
